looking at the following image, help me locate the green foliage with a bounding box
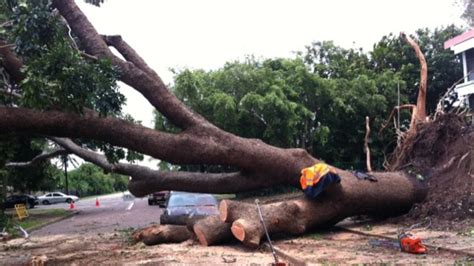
[6,0,125,116]
[66,163,129,197]
[371,26,464,112]
[157,25,464,170]
[0,0,145,166]
[84,0,106,7]
[158,57,399,169]
[0,136,59,193]
[460,0,474,26]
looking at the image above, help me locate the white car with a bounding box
[38,192,79,205]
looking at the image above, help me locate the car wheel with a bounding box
[66,198,73,204]
[42,200,50,205]
[25,202,31,209]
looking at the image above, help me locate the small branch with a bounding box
[0,89,22,99]
[5,149,68,168]
[0,20,13,28]
[80,51,98,61]
[434,70,473,117]
[379,104,416,135]
[364,116,372,172]
[0,44,15,49]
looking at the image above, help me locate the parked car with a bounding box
[38,192,79,205]
[3,194,38,209]
[148,191,170,206]
[160,192,219,225]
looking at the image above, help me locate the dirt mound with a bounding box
[392,113,473,230]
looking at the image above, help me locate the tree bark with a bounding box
[220,171,426,247]
[132,224,193,246]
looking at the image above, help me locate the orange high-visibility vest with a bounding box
[300,163,337,190]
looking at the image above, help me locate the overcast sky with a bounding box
[74,0,466,168]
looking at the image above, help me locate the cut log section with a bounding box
[192,216,233,246]
[132,224,193,246]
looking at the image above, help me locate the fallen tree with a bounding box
[0,0,430,247]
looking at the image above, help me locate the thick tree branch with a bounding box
[52,0,208,130]
[0,39,25,83]
[0,107,194,164]
[0,107,316,187]
[51,137,272,195]
[401,32,427,122]
[5,149,68,168]
[101,35,161,81]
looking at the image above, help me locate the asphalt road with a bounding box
[31,192,162,237]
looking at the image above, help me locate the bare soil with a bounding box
[0,222,472,265]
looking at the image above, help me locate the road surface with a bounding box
[32,192,162,236]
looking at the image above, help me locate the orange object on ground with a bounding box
[398,233,427,254]
[95,198,100,207]
[69,202,75,209]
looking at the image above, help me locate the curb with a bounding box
[27,210,80,233]
[337,226,474,257]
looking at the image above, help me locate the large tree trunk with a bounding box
[220,171,426,247]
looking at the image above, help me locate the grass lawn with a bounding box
[4,208,73,237]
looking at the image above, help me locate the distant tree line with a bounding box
[156,25,463,171]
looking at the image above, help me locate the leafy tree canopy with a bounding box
[157,25,463,170]
[65,163,129,197]
[0,0,143,167]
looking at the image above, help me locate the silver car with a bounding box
[38,192,79,205]
[160,192,219,225]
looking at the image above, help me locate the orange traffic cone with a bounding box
[69,201,75,209]
[95,198,100,207]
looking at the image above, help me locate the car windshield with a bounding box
[167,194,217,207]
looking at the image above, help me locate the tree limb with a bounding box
[52,0,209,130]
[0,89,22,99]
[101,35,161,81]
[0,106,316,184]
[51,137,273,195]
[401,32,427,122]
[0,39,25,83]
[5,149,68,168]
